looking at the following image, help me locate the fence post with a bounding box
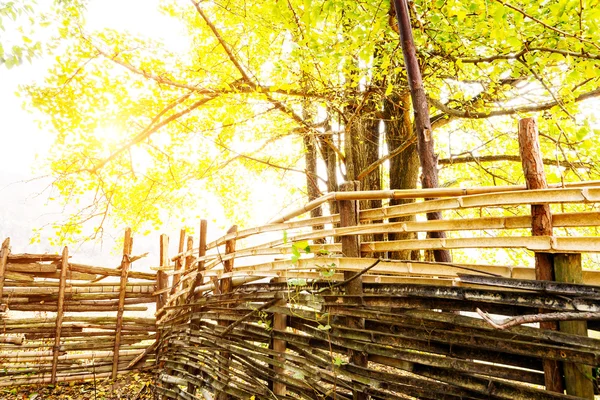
[112,228,133,379]
[518,117,564,393]
[187,220,207,304]
[215,225,237,400]
[554,253,594,398]
[271,280,287,396]
[339,181,368,400]
[184,234,194,292]
[171,229,186,297]
[51,246,69,384]
[0,238,10,304]
[157,234,169,316]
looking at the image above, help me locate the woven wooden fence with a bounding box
[155,184,600,399]
[0,228,157,386]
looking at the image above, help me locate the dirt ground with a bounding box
[0,372,154,400]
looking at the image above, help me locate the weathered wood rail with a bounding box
[154,183,600,399]
[0,229,157,386]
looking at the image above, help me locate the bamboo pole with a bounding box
[51,246,69,384]
[112,228,133,379]
[0,238,10,304]
[339,182,368,400]
[518,117,564,393]
[269,180,600,224]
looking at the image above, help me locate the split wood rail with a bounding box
[154,182,600,400]
[0,228,157,386]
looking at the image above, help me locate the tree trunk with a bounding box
[304,133,325,244]
[393,0,451,263]
[385,91,420,260]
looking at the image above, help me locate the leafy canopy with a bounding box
[19,0,600,243]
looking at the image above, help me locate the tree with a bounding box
[21,0,600,243]
[0,0,85,68]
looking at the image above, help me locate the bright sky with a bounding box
[0,0,287,266]
[0,0,181,263]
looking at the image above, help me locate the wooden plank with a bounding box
[8,253,61,263]
[0,238,10,303]
[68,263,155,281]
[35,270,97,281]
[112,228,133,379]
[51,246,69,384]
[457,275,600,298]
[518,117,563,394]
[554,253,594,398]
[6,263,57,273]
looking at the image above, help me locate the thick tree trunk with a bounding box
[393,0,451,263]
[318,131,339,215]
[345,97,382,256]
[385,92,420,260]
[304,134,325,244]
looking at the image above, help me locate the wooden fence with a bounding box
[0,228,157,386]
[155,183,600,399]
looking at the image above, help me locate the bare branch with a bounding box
[477,308,600,330]
[88,94,219,173]
[428,87,600,119]
[439,155,593,170]
[356,135,417,180]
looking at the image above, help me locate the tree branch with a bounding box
[477,308,600,330]
[439,155,593,170]
[356,135,417,180]
[495,0,600,51]
[92,41,327,99]
[433,47,600,64]
[428,87,600,119]
[88,94,218,173]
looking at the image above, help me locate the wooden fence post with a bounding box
[187,220,207,303]
[170,229,186,297]
[216,225,237,400]
[339,181,368,400]
[157,234,169,316]
[271,281,287,396]
[518,117,564,393]
[0,238,10,304]
[186,220,207,395]
[555,253,594,398]
[185,235,194,290]
[112,228,133,379]
[51,246,69,384]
